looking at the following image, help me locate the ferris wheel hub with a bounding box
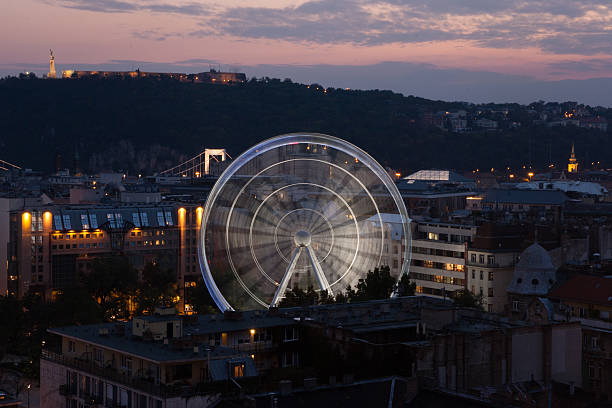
[293,230,312,247]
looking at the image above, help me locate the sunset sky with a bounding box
[3,0,612,104]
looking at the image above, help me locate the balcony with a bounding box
[43,350,177,398]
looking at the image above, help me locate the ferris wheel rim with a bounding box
[199,133,412,312]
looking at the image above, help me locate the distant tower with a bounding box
[568,143,578,173]
[73,148,81,176]
[48,49,56,79]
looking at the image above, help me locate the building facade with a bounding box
[410,221,477,298]
[5,202,203,312]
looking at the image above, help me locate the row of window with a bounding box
[410,272,465,286]
[411,259,465,272]
[471,270,494,281]
[53,243,104,250]
[470,253,496,265]
[472,286,494,297]
[65,369,162,408]
[53,233,104,240]
[51,211,176,231]
[412,246,464,259]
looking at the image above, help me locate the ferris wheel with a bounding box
[199,133,411,311]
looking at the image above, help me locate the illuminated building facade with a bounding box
[6,203,203,312]
[410,221,477,298]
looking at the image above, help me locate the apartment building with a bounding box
[410,221,477,297]
[466,223,523,313]
[41,308,299,408]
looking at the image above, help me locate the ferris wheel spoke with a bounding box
[271,247,303,307]
[305,245,333,295]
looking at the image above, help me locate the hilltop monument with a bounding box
[48,49,56,78]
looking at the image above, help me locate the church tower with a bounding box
[48,49,56,79]
[568,143,578,173]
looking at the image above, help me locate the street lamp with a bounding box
[26,384,30,408]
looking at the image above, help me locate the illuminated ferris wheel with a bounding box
[199,133,411,311]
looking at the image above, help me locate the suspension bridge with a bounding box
[158,149,232,178]
[0,159,21,172]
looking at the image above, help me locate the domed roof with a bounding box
[507,243,557,296]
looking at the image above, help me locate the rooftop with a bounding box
[548,274,612,307]
[482,189,568,206]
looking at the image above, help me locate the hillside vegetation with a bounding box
[1,77,610,174]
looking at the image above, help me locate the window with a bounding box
[488,304,494,312]
[393,259,399,268]
[141,212,149,226]
[63,215,72,230]
[282,352,299,368]
[81,214,89,230]
[488,272,494,281]
[90,214,98,229]
[165,211,173,226]
[284,327,298,342]
[115,213,123,227]
[480,271,483,280]
[94,348,103,363]
[54,215,63,230]
[31,212,43,232]
[232,363,245,377]
[488,288,494,297]
[470,254,476,262]
[512,300,519,312]
[427,232,438,240]
[132,213,141,227]
[471,270,475,279]
[479,255,485,264]
[68,341,75,352]
[479,287,483,296]
[157,212,165,226]
[487,255,495,265]
[107,213,116,228]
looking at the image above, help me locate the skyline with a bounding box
[2,0,612,105]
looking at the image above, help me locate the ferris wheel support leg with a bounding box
[271,247,303,307]
[305,246,333,296]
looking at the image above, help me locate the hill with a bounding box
[0,76,610,175]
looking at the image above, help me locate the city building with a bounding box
[3,201,203,312]
[410,221,477,297]
[41,307,300,408]
[548,275,612,399]
[466,223,523,313]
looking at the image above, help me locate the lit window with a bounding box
[107,214,116,228]
[81,214,89,230]
[165,211,173,226]
[233,363,245,377]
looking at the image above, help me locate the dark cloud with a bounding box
[54,0,206,15]
[42,0,612,56]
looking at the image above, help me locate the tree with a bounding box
[134,262,178,315]
[83,256,138,319]
[185,277,217,315]
[348,266,396,302]
[397,274,416,297]
[453,289,484,310]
